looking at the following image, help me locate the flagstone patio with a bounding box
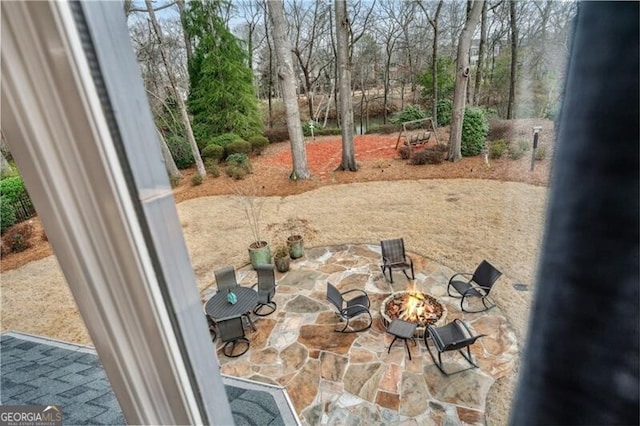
[202,244,519,425]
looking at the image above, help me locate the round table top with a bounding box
[205,286,258,321]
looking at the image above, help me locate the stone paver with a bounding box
[211,244,519,425]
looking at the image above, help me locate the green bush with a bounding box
[191,173,203,186]
[205,159,221,177]
[390,105,427,125]
[226,152,249,166]
[314,127,342,136]
[166,135,195,169]
[535,146,547,161]
[264,126,290,143]
[409,148,445,165]
[507,143,526,160]
[365,124,399,135]
[201,143,225,162]
[436,99,453,126]
[225,164,249,180]
[210,133,243,148]
[489,139,507,159]
[1,196,16,234]
[225,140,252,157]
[248,135,269,155]
[461,107,489,157]
[302,121,317,136]
[0,176,27,204]
[517,140,530,152]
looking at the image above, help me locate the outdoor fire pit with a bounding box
[380,291,446,338]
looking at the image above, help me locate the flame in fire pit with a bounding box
[382,291,444,329]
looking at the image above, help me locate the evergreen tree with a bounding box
[185,0,262,142]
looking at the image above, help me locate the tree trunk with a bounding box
[261,0,274,128]
[473,0,487,106]
[507,0,518,119]
[335,0,357,171]
[156,128,182,180]
[448,0,484,162]
[175,0,193,64]
[145,0,205,177]
[428,1,443,125]
[268,0,310,180]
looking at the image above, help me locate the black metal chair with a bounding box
[447,260,502,312]
[205,314,217,343]
[425,319,485,376]
[217,316,250,358]
[326,282,372,333]
[253,264,277,316]
[214,266,239,293]
[380,238,415,283]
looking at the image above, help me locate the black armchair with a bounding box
[253,264,277,316]
[217,316,250,358]
[214,266,239,293]
[380,238,415,283]
[425,319,485,376]
[326,282,372,333]
[447,260,502,312]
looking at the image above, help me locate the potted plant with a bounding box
[273,244,290,273]
[287,234,304,259]
[235,183,271,269]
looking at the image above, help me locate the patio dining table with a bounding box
[205,286,258,331]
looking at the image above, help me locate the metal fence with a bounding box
[11,193,36,222]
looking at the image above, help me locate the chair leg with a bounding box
[335,312,372,333]
[425,335,449,375]
[388,336,398,354]
[404,338,412,361]
[253,301,276,317]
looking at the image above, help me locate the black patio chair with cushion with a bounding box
[425,319,485,376]
[217,316,250,358]
[214,266,239,293]
[326,282,372,333]
[447,260,502,313]
[380,238,415,283]
[253,264,277,316]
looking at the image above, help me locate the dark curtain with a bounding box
[511,2,639,424]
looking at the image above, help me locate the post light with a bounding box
[308,120,315,141]
[531,126,542,171]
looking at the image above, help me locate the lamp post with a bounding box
[531,126,542,171]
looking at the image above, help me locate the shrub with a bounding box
[191,173,203,186]
[507,143,526,160]
[302,121,318,136]
[1,196,16,234]
[314,127,342,136]
[226,152,250,167]
[432,143,449,154]
[248,135,269,155]
[225,140,252,157]
[461,107,489,157]
[436,99,453,126]
[365,124,399,135]
[489,139,507,159]
[264,126,290,143]
[225,164,249,180]
[517,139,530,152]
[535,146,547,161]
[205,159,221,177]
[210,133,242,148]
[487,119,513,141]
[201,144,224,162]
[2,221,34,253]
[398,145,412,160]
[166,135,195,169]
[169,175,182,188]
[0,176,27,204]
[409,148,445,165]
[391,105,427,125]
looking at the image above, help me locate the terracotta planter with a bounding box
[248,241,271,270]
[287,235,304,259]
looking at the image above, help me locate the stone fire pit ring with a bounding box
[380,291,447,339]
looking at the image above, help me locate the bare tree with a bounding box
[335,0,357,171]
[175,0,192,63]
[472,0,487,105]
[419,0,444,124]
[267,0,311,180]
[145,0,205,177]
[156,129,182,180]
[448,0,484,162]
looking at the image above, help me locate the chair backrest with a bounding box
[472,260,502,291]
[214,266,238,293]
[443,334,484,352]
[256,264,276,292]
[217,316,245,343]
[326,282,344,311]
[381,238,406,264]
